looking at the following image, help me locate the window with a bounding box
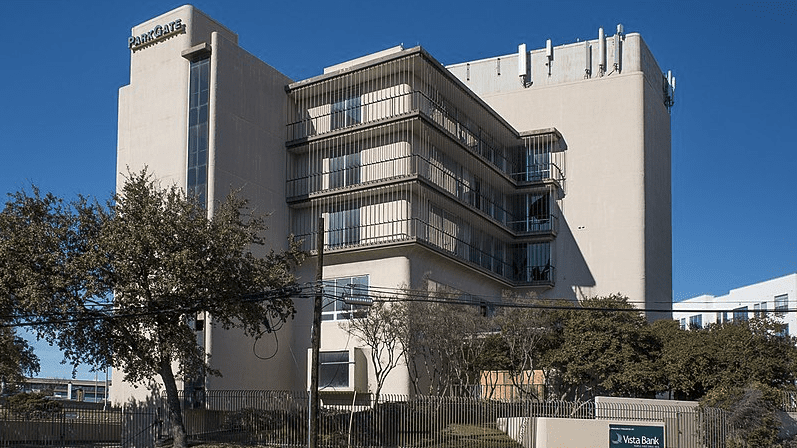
[733,306,749,322]
[513,242,552,283]
[328,152,360,189]
[319,351,350,388]
[322,275,368,321]
[429,205,460,254]
[331,95,361,130]
[525,142,550,182]
[754,302,767,318]
[777,324,790,338]
[328,205,360,248]
[776,294,789,317]
[679,318,686,330]
[689,314,703,329]
[188,57,210,208]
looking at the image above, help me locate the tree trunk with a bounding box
[159,357,187,448]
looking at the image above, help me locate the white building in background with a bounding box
[112,5,675,403]
[673,273,797,333]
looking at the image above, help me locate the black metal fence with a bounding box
[0,406,121,447]
[1,391,735,448]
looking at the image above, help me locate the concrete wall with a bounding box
[113,5,297,401]
[298,244,516,397]
[202,25,296,393]
[448,33,672,318]
[498,416,666,448]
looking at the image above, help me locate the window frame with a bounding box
[321,275,368,321]
[319,350,351,388]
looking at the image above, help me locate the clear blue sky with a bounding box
[2,1,795,379]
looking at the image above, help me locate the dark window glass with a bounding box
[319,351,349,388]
[328,206,360,248]
[329,152,360,189]
[188,57,210,208]
[733,306,749,322]
[512,242,551,283]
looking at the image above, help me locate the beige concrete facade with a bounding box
[447,32,673,318]
[113,7,673,403]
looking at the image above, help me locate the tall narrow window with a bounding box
[188,57,210,208]
[754,302,767,318]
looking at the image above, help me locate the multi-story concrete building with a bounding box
[673,273,797,333]
[112,5,674,402]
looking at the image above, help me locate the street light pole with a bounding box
[309,217,324,448]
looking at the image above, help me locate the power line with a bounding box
[3,282,794,330]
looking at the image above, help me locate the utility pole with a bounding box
[309,217,324,448]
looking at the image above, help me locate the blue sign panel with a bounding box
[609,424,664,448]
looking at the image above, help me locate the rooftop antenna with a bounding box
[664,69,676,110]
[545,39,553,76]
[613,24,623,73]
[518,43,531,87]
[584,41,592,78]
[598,27,606,76]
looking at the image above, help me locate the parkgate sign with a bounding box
[128,19,184,50]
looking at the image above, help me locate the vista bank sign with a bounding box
[609,424,664,448]
[128,19,185,50]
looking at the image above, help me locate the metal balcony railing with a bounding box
[293,216,554,286]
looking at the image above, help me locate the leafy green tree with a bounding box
[7,391,62,419]
[0,170,303,448]
[705,318,797,390]
[0,327,40,393]
[542,294,662,402]
[653,317,797,401]
[650,319,716,400]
